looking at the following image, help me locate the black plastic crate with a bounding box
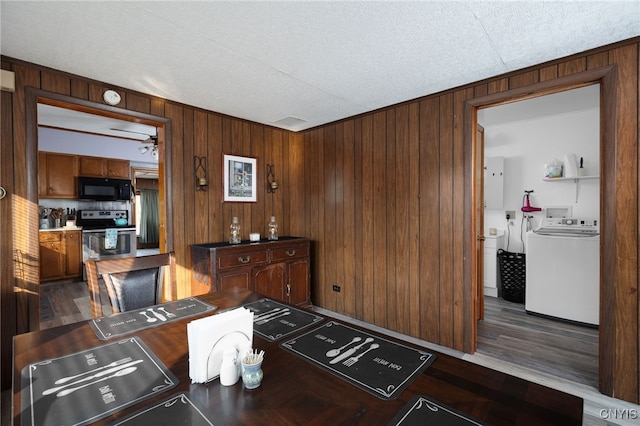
[497,249,526,303]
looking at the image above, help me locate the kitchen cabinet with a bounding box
[39,230,83,282]
[191,237,311,306]
[79,156,130,179]
[38,152,78,199]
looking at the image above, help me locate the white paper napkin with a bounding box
[187,307,253,383]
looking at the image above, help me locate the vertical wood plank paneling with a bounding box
[587,52,610,70]
[343,119,356,317]
[323,125,337,312]
[164,103,186,297]
[385,110,397,330]
[310,129,325,306]
[1,62,17,390]
[252,124,266,235]
[539,65,558,82]
[408,103,421,337]
[13,64,41,333]
[40,70,70,95]
[241,123,252,236]
[488,78,508,95]
[70,78,89,100]
[372,111,388,327]
[610,43,639,402]
[334,122,345,314]
[125,92,151,114]
[558,57,587,77]
[288,132,305,236]
[419,98,440,342]
[508,70,539,89]
[361,115,374,322]
[395,105,410,334]
[181,108,195,295]
[207,114,223,243]
[438,93,455,348]
[453,88,472,350]
[193,111,209,245]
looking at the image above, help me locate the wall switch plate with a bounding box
[332,285,341,292]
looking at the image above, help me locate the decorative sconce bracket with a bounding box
[266,164,278,193]
[194,156,208,191]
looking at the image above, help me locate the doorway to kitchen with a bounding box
[25,88,172,331]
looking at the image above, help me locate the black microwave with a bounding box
[78,177,132,201]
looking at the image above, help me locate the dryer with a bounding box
[525,217,599,326]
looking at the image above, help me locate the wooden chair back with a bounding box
[85,252,177,318]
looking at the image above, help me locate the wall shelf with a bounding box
[542,175,599,202]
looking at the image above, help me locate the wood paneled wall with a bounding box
[299,39,640,404]
[1,37,639,404]
[0,57,306,390]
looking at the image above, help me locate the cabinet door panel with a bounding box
[254,264,284,301]
[40,241,64,280]
[65,231,82,277]
[219,269,251,291]
[287,260,309,306]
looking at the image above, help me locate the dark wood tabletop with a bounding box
[13,288,583,425]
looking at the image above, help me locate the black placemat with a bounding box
[90,298,217,339]
[242,298,324,341]
[280,321,436,400]
[21,337,178,426]
[109,393,215,426]
[388,395,489,426]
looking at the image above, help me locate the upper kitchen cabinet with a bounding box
[38,152,78,199]
[79,156,130,179]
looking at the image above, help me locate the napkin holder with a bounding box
[205,330,251,383]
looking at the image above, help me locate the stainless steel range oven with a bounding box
[78,210,137,264]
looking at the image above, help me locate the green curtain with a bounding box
[139,189,159,244]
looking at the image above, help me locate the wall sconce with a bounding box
[194,156,208,191]
[266,164,278,193]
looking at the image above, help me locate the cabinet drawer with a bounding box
[271,245,309,262]
[218,250,268,269]
[39,232,62,243]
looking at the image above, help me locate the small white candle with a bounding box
[250,233,260,241]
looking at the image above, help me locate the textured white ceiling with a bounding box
[2,1,639,131]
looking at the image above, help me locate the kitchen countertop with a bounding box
[39,226,83,232]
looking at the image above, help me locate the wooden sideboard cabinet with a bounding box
[191,237,311,306]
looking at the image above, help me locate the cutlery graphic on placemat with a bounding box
[140,311,156,322]
[43,359,143,396]
[157,307,176,318]
[53,357,132,385]
[56,366,138,397]
[343,343,380,367]
[253,307,283,321]
[329,337,374,365]
[256,311,290,325]
[148,307,166,321]
[326,337,361,358]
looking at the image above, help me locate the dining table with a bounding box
[12,288,583,425]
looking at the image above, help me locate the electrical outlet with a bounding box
[505,210,515,220]
[332,285,341,292]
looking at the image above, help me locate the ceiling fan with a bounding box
[110,128,159,159]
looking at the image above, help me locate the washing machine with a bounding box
[525,217,600,326]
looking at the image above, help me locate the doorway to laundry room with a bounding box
[476,84,600,388]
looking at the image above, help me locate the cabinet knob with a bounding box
[286,250,296,257]
[238,256,251,264]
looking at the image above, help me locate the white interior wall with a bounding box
[39,127,158,167]
[481,99,600,253]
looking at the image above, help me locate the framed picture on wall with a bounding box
[223,154,257,202]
